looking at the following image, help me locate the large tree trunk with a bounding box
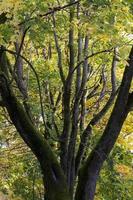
[75,46,133,200]
[0,46,71,200]
[0,44,132,200]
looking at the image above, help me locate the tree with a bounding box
[0,0,133,200]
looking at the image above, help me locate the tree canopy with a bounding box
[0,0,133,200]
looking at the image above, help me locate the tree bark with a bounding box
[75,48,118,176]
[0,46,71,200]
[60,0,75,177]
[75,46,133,200]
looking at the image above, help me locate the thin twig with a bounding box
[71,48,113,76]
[19,0,80,25]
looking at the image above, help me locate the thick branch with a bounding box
[0,49,70,200]
[67,35,89,190]
[60,0,75,176]
[3,48,46,130]
[14,41,28,98]
[75,49,119,176]
[75,46,133,200]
